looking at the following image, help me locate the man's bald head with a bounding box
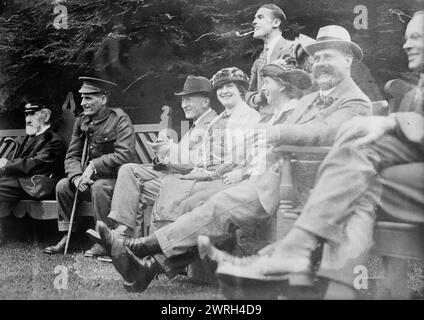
[403,11,424,72]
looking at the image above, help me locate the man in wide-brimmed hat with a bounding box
[83,75,218,250]
[44,77,135,257]
[0,98,65,244]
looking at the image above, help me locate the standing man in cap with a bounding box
[202,14,424,299]
[247,3,297,112]
[95,25,371,293]
[0,98,65,243]
[89,75,217,240]
[43,77,135,257]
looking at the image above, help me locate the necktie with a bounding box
[264,46,269,60]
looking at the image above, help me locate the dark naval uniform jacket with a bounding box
[1,128,65,199]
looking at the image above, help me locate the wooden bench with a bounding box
[273,91,424,299]
[0,92,181,234]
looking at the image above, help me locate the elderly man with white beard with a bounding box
[0,98,65,244]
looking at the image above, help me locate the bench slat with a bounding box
[138,132,156,160]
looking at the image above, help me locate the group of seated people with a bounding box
[0,3,423,299]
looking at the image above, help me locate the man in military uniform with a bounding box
[43,77,135,257]
[0,98,65,244]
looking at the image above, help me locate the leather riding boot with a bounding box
[122,256,162,293]
[124,234,161,259]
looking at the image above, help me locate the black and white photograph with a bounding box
[0,0,423,303]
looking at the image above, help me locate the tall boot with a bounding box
[123,234,162,259]
[97,221,161,259]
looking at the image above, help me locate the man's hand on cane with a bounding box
[74,163,95,192]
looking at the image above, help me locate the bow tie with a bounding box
[312,94,334,109]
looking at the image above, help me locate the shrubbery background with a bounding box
[0,0,420,128]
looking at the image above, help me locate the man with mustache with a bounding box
[0,98,65,244]
[95,25,372,293]
[43,77,135,257]
[247,4,297,113]
[203,11,424,299]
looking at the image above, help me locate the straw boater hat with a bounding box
[261,57,312,91]
[304,25,363,61]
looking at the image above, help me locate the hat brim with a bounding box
[213,79,249,90]
[279,70,312,91]
[174,90,212,96]
[24,108,44,113]
[304,40,363,61]
[78,88,104,94]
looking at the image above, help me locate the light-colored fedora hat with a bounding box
[304,25,363,61]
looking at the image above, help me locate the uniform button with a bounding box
[89,133,93,136]
[90,146,94,149]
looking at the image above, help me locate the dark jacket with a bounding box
[246,37,295,109]
[65,107,135,182]
[2,128,65,199]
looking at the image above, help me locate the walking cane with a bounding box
[64,135,89,255]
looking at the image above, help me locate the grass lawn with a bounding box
[0,217,423,300]
[0,240,224,300]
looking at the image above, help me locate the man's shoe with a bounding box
[121,256,160,293]
[107,230,159,292]
[216,249,313,287]
[86,228,101,243]
[197,235,260,272]
[43,235,67,255]
[97,221,122,256]
[84,243,107,258]
[86,225,134,245]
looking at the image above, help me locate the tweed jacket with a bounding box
[254,77,372,214]
[165,108,218,173]
[246,37,295,108]
[2,128,65,199]
[65,107,135,182]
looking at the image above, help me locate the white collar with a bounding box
[274,99,299,115]
[319,87,336,98]
[194,108,213,127]
[224,101,245,117]
[35,124,51,136]
[269,99,299,123]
